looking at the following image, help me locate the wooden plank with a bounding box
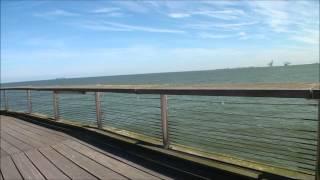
[72,140,173,180]
[52,144,126,179]
[0,149,9,157]
[4,122,62,145]
[6,119,66,143]
[65,140,160,180]
[0,140,21,155]
[1,132,33,151]
[2,126,44,147]
[4,122,61,146]
[11,153,45,180]
[39,147,97,180]
[25,149,69,180]
[1,156,23,180]
[12,117,69,139]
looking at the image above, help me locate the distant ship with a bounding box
[55,77,67,80]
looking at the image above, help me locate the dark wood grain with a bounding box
[11,153,45,180]
[64,140,160,180]
[52,144,126,179]
[25,149,69,180]
[1,156,23,180]
[39,147,97,180]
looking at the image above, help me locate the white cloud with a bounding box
[193,9,245,20]
[34,9,79,17]
[168,8,246,20]
[168,13,191,18]
[92,7,120,13]
[186,21,257,30]
[198,32,234,39]
[78,21,185,34]
[199,31,249,40]
[290,29,319,45]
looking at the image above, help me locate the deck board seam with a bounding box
[2,126,44,148]
[13,117,71,139]
[37,148,74,180]
[3,125,48,147]
[71,138,207,180]
[5,121,64,145]
[63,140,142,180]
[0,139,22,155]
[4,123,60,147]
[69,139,168,180]
[9,155,24,180]
[59,141,130,180]
[48,144,102,180]
[21,151,47,179]
[8,118,68,141]
[1,131,34,150]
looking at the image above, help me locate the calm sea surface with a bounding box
[2,63,319,174]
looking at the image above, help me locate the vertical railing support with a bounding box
[53,91,59,121]
[27,90,32,114]
[161,94,169,149]
[95,92,102,129]
[316,99,320,180]
[4,90,8,111]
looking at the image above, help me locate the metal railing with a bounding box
[0,85,319,180]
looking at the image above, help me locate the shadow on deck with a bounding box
[0,114,288,180]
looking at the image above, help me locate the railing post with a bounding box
[27,90,32,114]
[4,90,8,111]
[316,99,320,180]
[53,91,59,121]
[95,92,102,129]
[161,94,169,149]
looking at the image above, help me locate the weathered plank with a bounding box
[71,139,173,180]
[1,156,23,180]
[12,117,69,139]
[11,153,45,180]
[0,149,9,157]
[4,122,62,145]
[6,118,66,142]
[25,149,69,180]
[52,144,126,179]
[0,140,21,155]
[1,132,33,151]
[2,126,44,147]
[65,140,160,180]
[39,147,97,180]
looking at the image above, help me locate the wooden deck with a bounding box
[0,115,174,180]
[0,115,254,180]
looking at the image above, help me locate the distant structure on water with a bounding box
[283,62,291,66]
[268,60,274,67]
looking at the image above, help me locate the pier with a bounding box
[0,84,319,180]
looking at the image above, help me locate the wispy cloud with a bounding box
[290,29,319,45]
[168,8,246,20]
[186,21,257,30]
[199,32,248,40]
[168,13,191,18]
[34,9,79,18]
[92,7,120,13]
[79,21,185,34]
[193,9,245,20]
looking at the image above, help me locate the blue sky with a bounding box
[1,0,319,83]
